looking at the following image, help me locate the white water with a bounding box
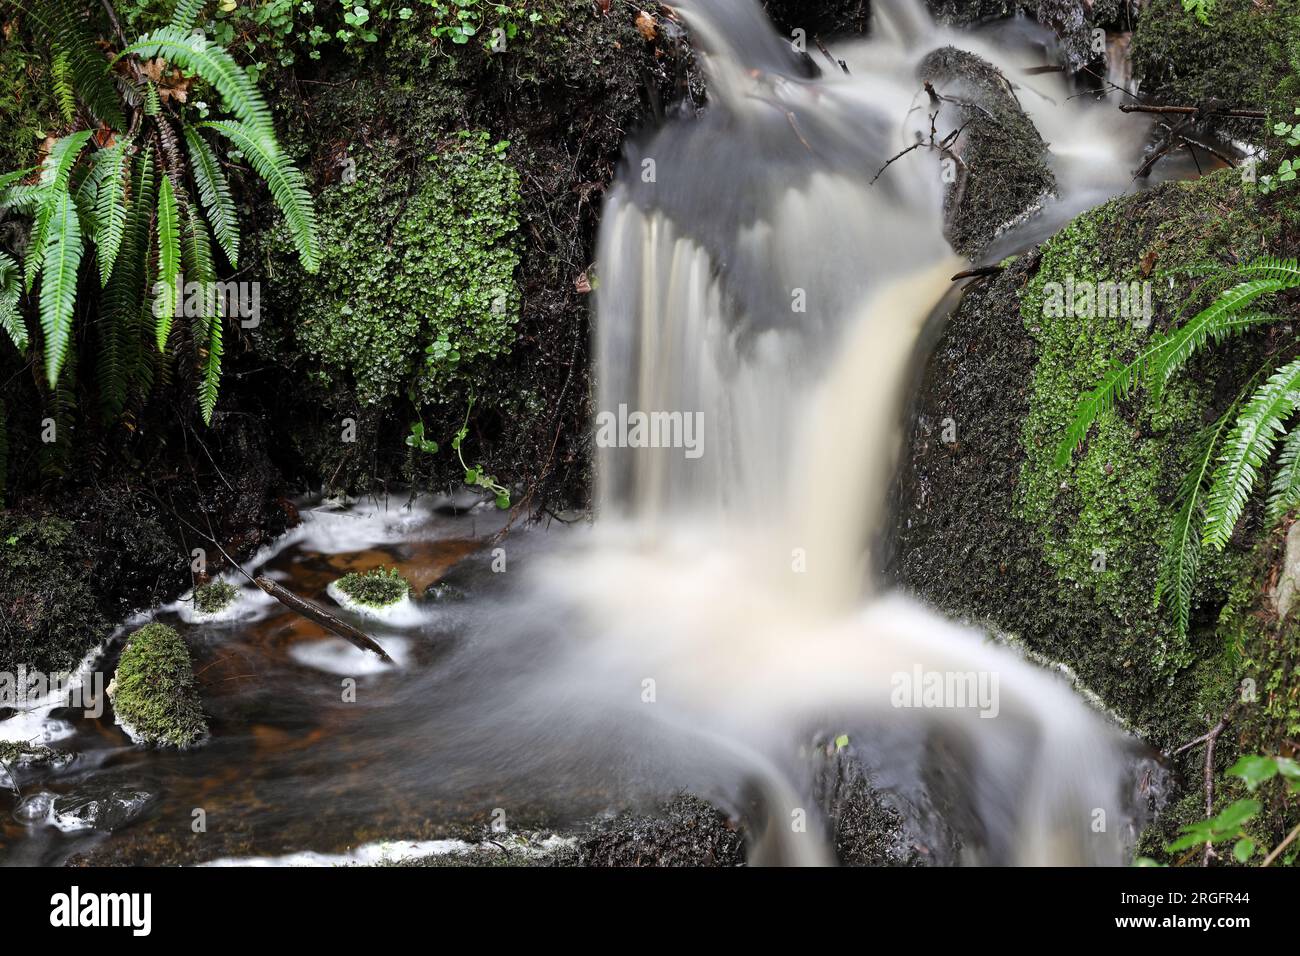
[537,0,1157,864]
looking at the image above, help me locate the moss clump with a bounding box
[1015,170,1279,675]
[278,132,521,407]
[336,566,410,607]
[110,623,208,749]
[193,580,238,614]
[0,513,108,675]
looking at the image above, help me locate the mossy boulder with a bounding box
[1131,0,1300,143]
[0,513,108,675]
[109,623,208,749]
[194,580,238,615]
[918,47,1057,259]
[892,169,1300,745]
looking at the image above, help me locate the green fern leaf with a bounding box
[1205,357,1300,550]
[170,0,208,31]
[1054,345,1164,468]
[37,190,83,387]
[1266,425,1300,524]
[1148,308,1287,402]
[100,149,157,419]
[184,126,240,267]
[119,29,275,142]
[199,304,222,424]
[24,131,93,290]
[0,252,28,352]
[200,120,319,271]
[155,174,181,351]
[21,0,126,130]
[51,50,76,123]
[93,140,131,286]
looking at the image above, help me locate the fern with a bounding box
[119,28,276,143]
[1204,357,1300,550]
[1148,309,1286,401]
[20,0,126,130]
[155,173,181,350]
[1054,347,1163,467]
[0,252,27,352]
[24,131,93,290]
[51,50,76,124]
[92,139,131,285]
[37,190,83,388]
[1266,426,1300,525]
[179,204,223,423]
[170,0,209,32]
[201,120,320,271]
[184,126,240,266]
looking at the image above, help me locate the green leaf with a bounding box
[22,0,126,130]
[184,126,240,267]
[1226,755,1278,790]
[0,252,28,352]
[155,174,181,351]
[170,0,208,31]
[37,191,83,388]
[199,120,319,272]
[465,467,478,483]
[25,131,93,291]
[495,493,510,509]
[1232,837,1255,863]
[92,139,131,286]
[835,733,850,750]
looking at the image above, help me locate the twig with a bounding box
[1167,703,1236,867]
[1261,821,1300,867]
[255,577,394,664]
[813,35,849,74]
[1119,104,1267,118]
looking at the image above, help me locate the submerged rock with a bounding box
[49,789,155,832]
[108,623,209,749]
[560,793,747,867]
[918,46,1057,258]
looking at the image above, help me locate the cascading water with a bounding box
[1,0,1171,867]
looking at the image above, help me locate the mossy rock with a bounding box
[1131,0,1300,143]
[335,566,410,607]
[109,623,208,749]
[891,169,1300,747]
[0,513,108,675]
[194,580,238,614]
[918,47,1057,259]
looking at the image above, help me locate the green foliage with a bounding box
[1259,108,1300,195]
[284,133,520,406]
[1181,0,1214,24]
[452,398,510,508]
[1164,754,1300,864]
[0,1,318,425]
[336,566,410,607]
[0,253,27,353]
[1057,256,1300,643]
[405,420,439,454]
[110,622,208,748]
[193,578,237,613]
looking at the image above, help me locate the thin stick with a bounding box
[1119,104,1267,118]
[1261,821,1300,867]
[255,577,394,664]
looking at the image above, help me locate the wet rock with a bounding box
[49,789,155,832]
[13,791,56,824]
[918,46,1057,259]
[559,793,746,867]
[926,0,1097,68]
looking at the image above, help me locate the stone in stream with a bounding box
[48,789,155,832]
[108,623,209,749]
[917,46,1058,259]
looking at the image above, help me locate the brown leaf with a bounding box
[1140,249,1158,277]
[595,0,611,12]
[635,10,657,41]
[575,272,592,294]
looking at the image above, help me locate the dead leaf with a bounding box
[635,10,657,41]
[1140,249,1158,277]
[595,0,611,12]
[575,272,592,294]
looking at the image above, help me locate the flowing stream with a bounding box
[2,0,1176,866]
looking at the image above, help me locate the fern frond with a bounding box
[184,126,239,267]
[21,0,126,130]
[200,120,319,271]
[100,149,157,419]
[1204,357,1300,550]
[51,50,76,124]
[1266,425,1300,524]
[1225,256,1300,284]
[119,29,275,142]
[1054,345,1165,468]
[0,398,7,508]
[170,0,208,31]
[155,173,181,350]
[93,140,131,286]
[0,252,28,352]
[24,131,93,290]
[1155,407,1235,638]
[37,190,83,387]
[1148,308,1287,401]
[199,303,222,424]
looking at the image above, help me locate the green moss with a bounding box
[336,566,410,607]
[194,580,238,614]
[0,513,108,675]
[110,623,208,749]
[1015,171,1279,675]
[279,131,521,407]
[1131,0,1300,142]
